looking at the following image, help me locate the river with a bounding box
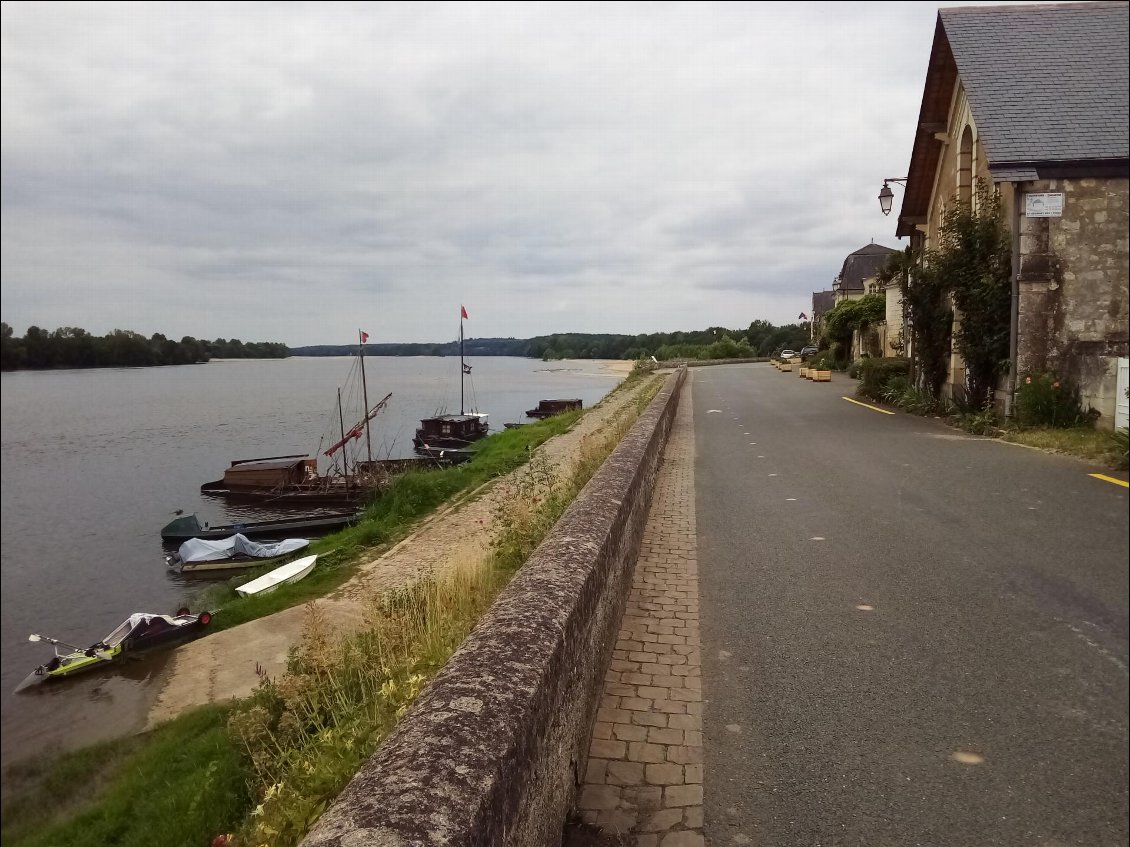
[0,356,623,768]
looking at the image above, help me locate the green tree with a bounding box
[0,321,23,369]
[821,294,885,362]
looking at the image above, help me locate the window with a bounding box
[958,126,974,206]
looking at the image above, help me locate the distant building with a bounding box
[810,290,836,341]
[832,243,899,303]
[894,1,1128,425]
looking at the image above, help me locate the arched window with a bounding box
[958,125,974,206]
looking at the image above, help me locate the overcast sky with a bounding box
[0,1,1036,346]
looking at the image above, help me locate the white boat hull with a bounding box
[235,554,318,597]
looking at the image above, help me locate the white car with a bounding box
[780,349,799,359]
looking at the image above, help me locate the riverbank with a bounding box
[2,365,664,847]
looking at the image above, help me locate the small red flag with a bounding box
[460,305,469,320]
[360,330,369,343]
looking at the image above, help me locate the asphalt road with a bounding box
[693,364,1129,846]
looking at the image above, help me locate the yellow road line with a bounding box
[841,396,895,415]
[1089,473,1129,489]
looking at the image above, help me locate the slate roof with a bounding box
[940,2,1129,167]
[834,244,898,293]
[896,2,1129,237]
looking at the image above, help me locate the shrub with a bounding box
[1014,373,1090,429]
[956,409,1000,435]
[1114,428,1129,470]
[881,375,911,405]
[882,380,951,416]
[807,351,838,371]
[857,357,910,400]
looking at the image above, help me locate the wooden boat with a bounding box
[17,610,212,690]
[414,306,489,456]
[199,456,431,505]
[160,511,358,542]
[236,554,318,597]
[525,398,582,419]
[413,413,489,451]
[199,333,403,505]
[412,444,475,464]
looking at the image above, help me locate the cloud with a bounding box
[1,1,1024,345]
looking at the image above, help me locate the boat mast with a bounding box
[460,311,465,415]
[338,387,350,488]
[359,329,373,467]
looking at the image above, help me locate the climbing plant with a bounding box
[821,293,886,363]
[934,180,1012,408]
[901,258,953,399]
[877,180,1011,404]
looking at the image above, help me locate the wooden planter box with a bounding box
[799,367,808,378]
[780,363,793,372]
[813,370,832,382]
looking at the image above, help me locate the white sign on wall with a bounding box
[1025,192,1064,217]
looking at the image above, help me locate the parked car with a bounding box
[800,346,819,360]
[780,349,799,359]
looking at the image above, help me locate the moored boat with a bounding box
[525,398,583,419]
[199,456,435,504]
[17,610,213,690]
[414,305,490,457]
[412,413,489,451]
[411,444,476,464]
[236,554,319,597]
[160,511,358,542]
[165,534,310,574]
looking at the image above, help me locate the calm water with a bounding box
[0,356,621,767]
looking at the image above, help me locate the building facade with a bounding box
[895,1,1129,427]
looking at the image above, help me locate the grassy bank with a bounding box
[2,370,665,847]
[0,705,244,847]
[1001,426,1128,469]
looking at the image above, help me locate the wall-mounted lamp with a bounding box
[878,178,908,216]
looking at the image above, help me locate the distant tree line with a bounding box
[0,323,289,371]
[291,321,812,361]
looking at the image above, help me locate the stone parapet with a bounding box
[302,367,687,847]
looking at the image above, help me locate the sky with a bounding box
[0,1,1042,347]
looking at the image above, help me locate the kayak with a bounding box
[17,610,213,691]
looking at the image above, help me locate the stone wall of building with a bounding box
[883,281,905,356]
[1017,177,1130,428]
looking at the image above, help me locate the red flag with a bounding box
[460,305,469,319]
[360,330,370,343]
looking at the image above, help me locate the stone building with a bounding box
[894,1,1129,427]
[832,243,899,303]
[810,290,835,342]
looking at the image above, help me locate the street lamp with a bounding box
[878,177,908,216]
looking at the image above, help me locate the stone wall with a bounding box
[1017,177,1130,428]
[302,367,686,847]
